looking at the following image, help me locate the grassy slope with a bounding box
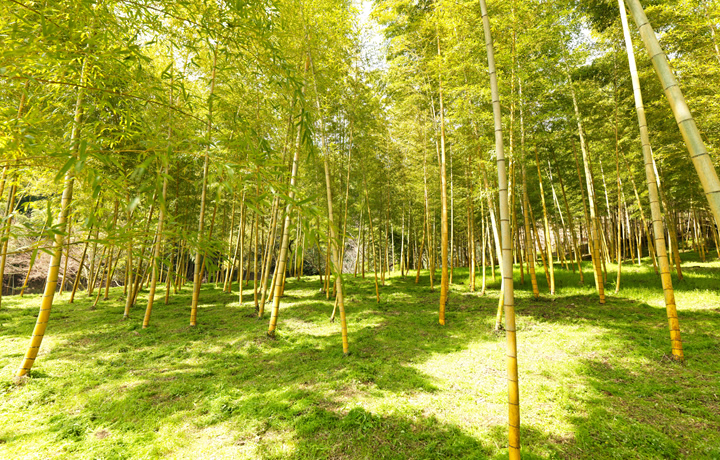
[1,253,719,459]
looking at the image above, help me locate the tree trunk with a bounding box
[534,147,555,295]
[190,46,218,327]
[142,82,173,327]
[364,175,380,303]
[625,0,720,225]
[70,199,100,303]
[479,1,520,456]
[17,58,86,376]
[268,110,303,338]
[567,70,606,304]
[620,0,683,360]
[468,156,476,292]
[436,29,450,325]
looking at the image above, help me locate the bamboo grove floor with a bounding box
[1,254,719,459]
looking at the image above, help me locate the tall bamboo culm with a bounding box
[18,58,86,377]
[625,0,720,227]
[143,78,173,328]
[620,0,683,361]
[567,67,606,304]
[190,46,218,327]
[479,0,520,457]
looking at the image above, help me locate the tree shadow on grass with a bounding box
[513,284,720,459]
[4,266,718,458]
[0,275,539,459]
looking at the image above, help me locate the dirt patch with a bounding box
[12,375,29,386]
[95,429,110,439]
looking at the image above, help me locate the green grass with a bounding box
[1,252,719,459]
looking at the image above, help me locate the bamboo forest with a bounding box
[2,0,720,458]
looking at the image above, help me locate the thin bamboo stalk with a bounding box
[436,28,450,325]
[189,45,218,327]
[568,77,606,304]
[534,147,555,294]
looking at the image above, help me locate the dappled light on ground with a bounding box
[1,255,719,459]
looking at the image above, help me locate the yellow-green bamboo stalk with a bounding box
[481,200,487,295]
[357,216,364,277]
[620,0,683,360]
[518,84,539,298]
[0,86,28,308]
[17,58,86,377]
[70,205,98,304]
[252,209,260,310]
[567,67,606,304]
[60,215,73,295]
[535,147,555,295]
[268,112,302,335]
[363,175,380,303]
[222,195,237,292]
[546,164,570,270]
[164,246,173,305]
[227,196,244,294]
[481,163,503,280]
[400,203,406,278]
[92,247,113,310]
[123,197,133,300]
[528,204,550,289]
[415,153,428,284]
[479,0,520,456]
[610,48,623,292]
[238,200,247,303]
[332,126,354,320]
[625,0,720,226]
[0,182,18,307]
[468,156,477,292]
[143,145,171,327]
[197,190,220,288]
[124,201,155,318]
[20,243,42,297]
[522,163,539,299]
[322,149,349,353]
[554,156,583,282]
[436,28,450,325]
[0,166,7,211]
[190,46,218,327]
[299,50,349,353]
[88,244,107,298]
[103,201,119,299]
[257,196,280,318]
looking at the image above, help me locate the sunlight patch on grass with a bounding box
[0,254,719,458]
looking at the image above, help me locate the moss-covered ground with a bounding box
[1,253,719,459]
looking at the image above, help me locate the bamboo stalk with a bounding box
[17,58,86,377]
[189,45,218,327]
[70,199,99,303]
[620,0,683,360]
[143,80,173,328]
[625,0,720,226]
[568,77,606,304]
[269,103,302,335]
[363,175,380,303]
[534,147,555,295]
[436,27,450,325]
[479,0,520,455]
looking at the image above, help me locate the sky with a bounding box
[355,0,388,71]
